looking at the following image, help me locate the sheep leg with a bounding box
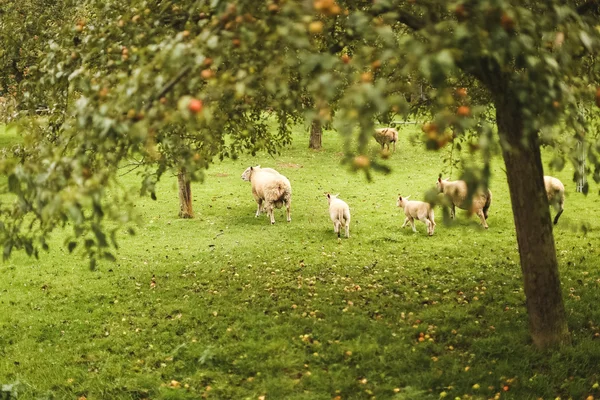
[392,141,396,153]
[345,222,350,238]
[266,203,275,224]
[450,204,456,219]
[401,217,409,228]
[477,209,488,229]
[426,219,434,236]
[334,221,341,237]
[255,199,263,217]
[409,217,417,232]
[286,200,291,222]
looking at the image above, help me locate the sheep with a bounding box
[544,175,565,225]
[326,193,351,238]
[436,177,492,229]
[373,127,399,152]
[396,195,436,236]
[241,166,292,224]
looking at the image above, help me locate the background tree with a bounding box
[1,0,600,347]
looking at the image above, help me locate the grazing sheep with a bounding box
[241,166,292,224]
[544,175,565,225]
[373,127,399,152]
[436,177,492,229]
[396,195,436,236]
[326,193,351,238]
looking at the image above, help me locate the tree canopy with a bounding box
[1,0,600,346]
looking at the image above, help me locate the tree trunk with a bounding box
[495,96,570,348]
[309,119,322,150]
[177,168,193,219]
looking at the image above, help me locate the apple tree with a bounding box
[1,0,600,348]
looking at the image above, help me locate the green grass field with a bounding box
[1,123,600,399]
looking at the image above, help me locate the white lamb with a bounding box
[373,127,399,152]
[241,166,292,224]
[326,193,351,238]
[396,195,436,236]
[436,177,492,229]
[544,175,565,225]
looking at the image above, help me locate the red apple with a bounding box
[188,98,203,113]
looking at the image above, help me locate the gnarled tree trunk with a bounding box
[309,119,322,150]
[178,168,193,219]
[495,94,569,348]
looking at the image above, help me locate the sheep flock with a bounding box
[241,128,567,237]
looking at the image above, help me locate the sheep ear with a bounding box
[398,195,402,200]
[437,177,442,183]
[250,166,253,171]
[335,193,340,197]
[405,195,411,200]
[327,193,331,199]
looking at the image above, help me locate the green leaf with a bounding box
[579,31,593,52]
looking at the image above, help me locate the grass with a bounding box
[1,122,600,399]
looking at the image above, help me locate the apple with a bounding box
[308,21,324,34]
[455,4,467,21]
[360,72,373,83]
[457,105,471,117]
[455,87,467,98]
[188,98,203,113]
[501,13,515,32]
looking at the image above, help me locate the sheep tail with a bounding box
[483,189,492,219]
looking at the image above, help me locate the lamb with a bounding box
[241,166,292,224]
[544,175,565,225]
[436,177,492,229]
[396,195,436,236]
[373,127,399,152]
[326,193,351,238]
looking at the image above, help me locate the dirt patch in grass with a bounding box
[211,172,230,177]
[277,162,303,169]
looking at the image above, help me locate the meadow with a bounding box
[1,122,600,400]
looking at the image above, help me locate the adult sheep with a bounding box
[241,166,292,224]
[544,175,565,225]
[373,127,399,152]
[436,177,492,229]
[396,195,436,236]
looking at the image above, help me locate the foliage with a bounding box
[1,127,600,399]
[1,0,599,263]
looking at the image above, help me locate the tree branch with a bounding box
[398,10,427,31]
[144,66,192,112]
